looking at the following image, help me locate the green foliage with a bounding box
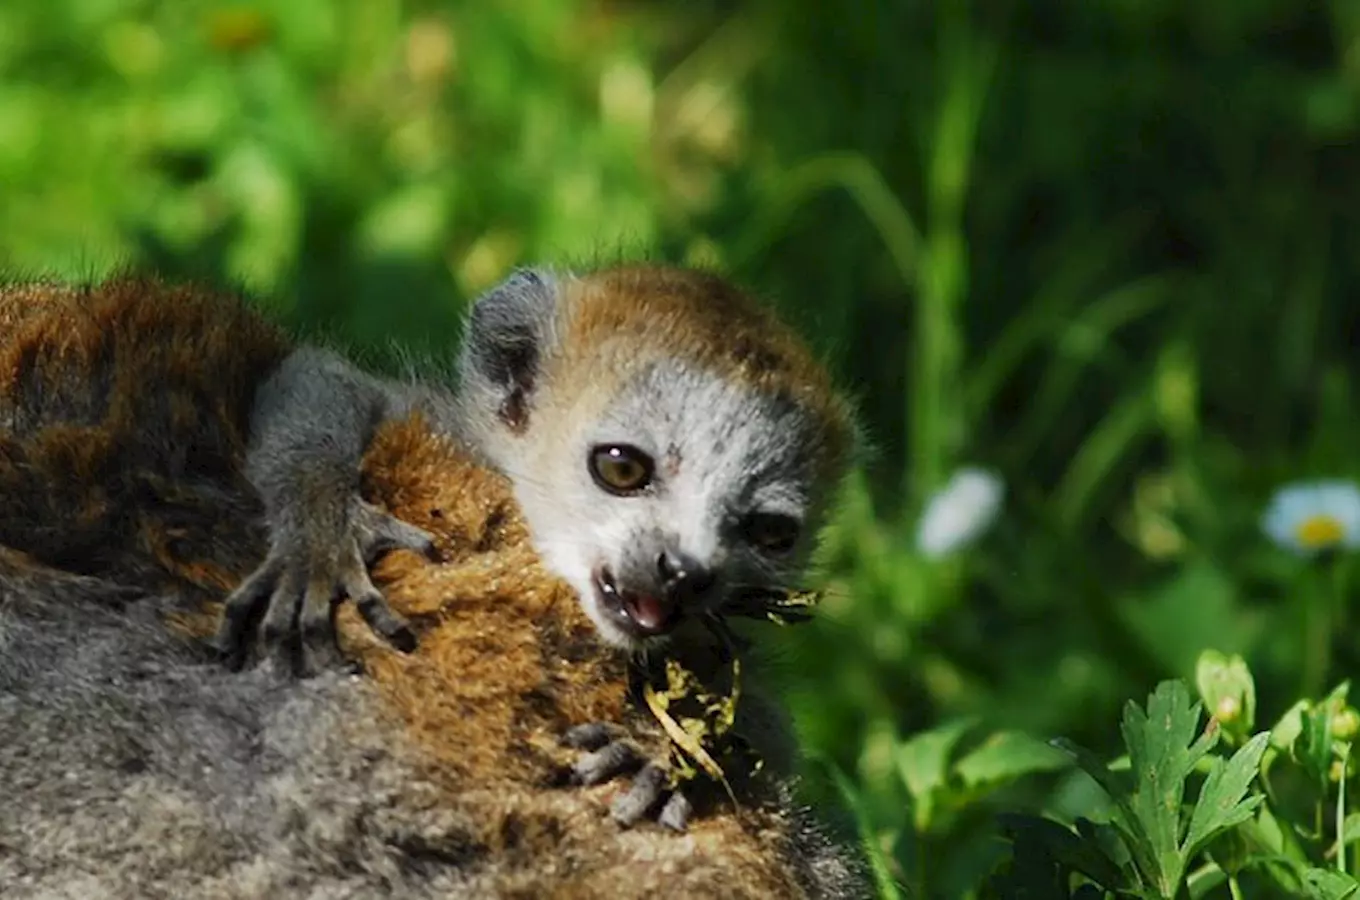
[987,664,1360,899]
[9,1,1360,896]
[1053,681,1268,896]
[897,717,1070,835]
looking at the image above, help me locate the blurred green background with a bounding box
[7,1,1360,895]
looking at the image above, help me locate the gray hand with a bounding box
[213,499,437,676]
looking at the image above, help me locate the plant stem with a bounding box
[907,6,994,510]
[915,832,930,899]
[1338,744,1350,874]
[1302,564,1333,700]
[1334,557,1349,636]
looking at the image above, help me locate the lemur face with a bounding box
[455,265,852,650]
[511,361,831,649]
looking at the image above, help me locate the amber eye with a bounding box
[742,512,801,555]
[588,444,655,495]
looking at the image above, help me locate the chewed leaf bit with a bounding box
[643,657,742,807]
[635,601,816,812]
[725,586,825,625]
[633,588,823,812]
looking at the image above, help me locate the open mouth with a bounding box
[592,566,677,638]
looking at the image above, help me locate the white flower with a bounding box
[1261,480,1360,556]
[915,467,1005,558]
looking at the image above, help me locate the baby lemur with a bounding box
[0,265,855,836]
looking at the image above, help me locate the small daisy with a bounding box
[1261,480,1360,556]
[916,467,1005,558]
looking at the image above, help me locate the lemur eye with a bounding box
[742,512,801,555]
[588,444,655,495]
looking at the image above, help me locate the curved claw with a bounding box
[571,739,643,786]
[611,764,692,830]
[355,501,440,564]
[212,557,283,670]
[212,503,433,676]
[658,790,693,831]
[610,762,670,827]
[562,722,617,751]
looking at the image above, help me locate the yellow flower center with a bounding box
[1295,514,1345,549]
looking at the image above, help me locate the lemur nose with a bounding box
[657,549,716,601]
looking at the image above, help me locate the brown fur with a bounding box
[0,276,867,898]
[564,265,854,476]
[0,277,286,594]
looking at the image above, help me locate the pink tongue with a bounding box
[625,594,667,630]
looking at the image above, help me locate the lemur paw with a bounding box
[562,723,693,831]
[212,500,438,677]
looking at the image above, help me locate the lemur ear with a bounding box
[458,268,558,433]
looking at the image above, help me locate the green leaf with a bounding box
[1076,817,1133,871]
[1238,803,1310,865]
[1051,738,1134,808]
[896,717,976,832]
[1051,737,1156,891]
[1341,812,1360,847]
[1301,867,1360,900]
[1182,732,1269,858]
[1120,680,1216,894]
[997,813,1126,891]
[1185,862,1227,899]
[1203,826,1251,879]
[1271,700,1309,754]
[824,760,905,900]
[1301,701,1337,786]
[1194,649,1256,739]
[954,730,1071,790]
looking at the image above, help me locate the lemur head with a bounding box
[456,264,854,650]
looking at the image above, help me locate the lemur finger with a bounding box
[572,740,643,786]
[259,566,307,673]
[658,790,692,832]
[351,585,417,653]
[561,722,618,751]
[610,762,670,828]
[356,502,440,563]
[297,575,348,677]
[213,557,282,667]
[340,545,417,652]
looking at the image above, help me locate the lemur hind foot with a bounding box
[563,721,695,830]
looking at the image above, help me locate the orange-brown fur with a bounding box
[0,277,863,898]
[564,266,854,476]
[0,277,287,595]
[350,415,637,783]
